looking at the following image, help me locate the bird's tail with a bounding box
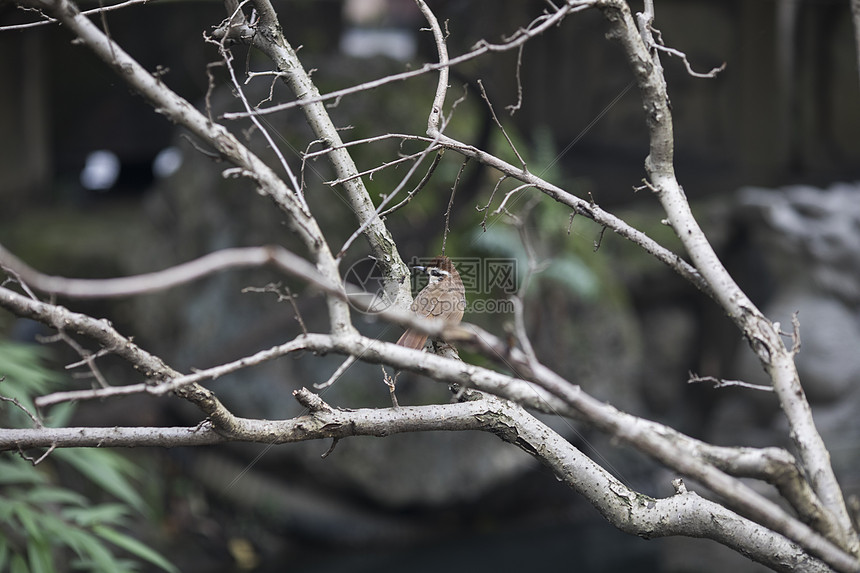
[396,329,428,350]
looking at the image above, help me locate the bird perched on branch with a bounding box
[396,255,466,350]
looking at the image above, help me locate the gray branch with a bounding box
[594,0,858,554]
[214,0,412,312]
[18,0,352,335]
[0,388,832,573]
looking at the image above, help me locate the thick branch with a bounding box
[19,0,352,335]
[596,0,857,552]
[180,329,848,571]
[3,390,504,446]
[1,271,855,568]
[0,244,451,344]
[220,1,595,120]
[2,243,847,566]
[0,286,243,431]
[291,331,859,572]
[415,1,711,298]
[215,0,411,311]
[0,389,834,572]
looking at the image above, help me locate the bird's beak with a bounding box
[412,265,426,273]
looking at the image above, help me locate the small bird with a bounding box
[396,255,466,350]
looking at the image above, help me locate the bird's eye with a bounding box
[430,269,442,277]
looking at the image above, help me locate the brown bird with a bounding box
[396,255,466,350]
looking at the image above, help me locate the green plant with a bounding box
[0,342,177,573]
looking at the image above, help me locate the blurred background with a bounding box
[1,0,859,571]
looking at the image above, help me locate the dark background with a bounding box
[1,1,859,572]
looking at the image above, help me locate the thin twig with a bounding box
[492,183,537,216]
[320,437,340,458]
[336,140,443,260]
[566,211,577,235]
[314,356,356,390]
[688,372,774,392]
[205,13,311,215]
[0,0,150,31]
[441,158,469,255]
[379,149,444,217]
[302,133,435,161]
[477,79,527,172]
[0,394,44,429]
[652,44,726,78]
[323,146,439,186]
[221,1,595,120]
[242,283,308,335]
[505,44,525,115]
[382,366,400,408]
[593,225,607,252]
[790,311,802,356]
[55,331,112,389]
[476,176,507,231]
[18,444,56,465]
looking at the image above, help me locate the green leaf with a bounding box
[62,504,130,527]
[0,342,63,427]
[26,539,55,573]
[0,535,9,570]
[50,524,122,572]
[12,503,43,543]
[10,552,29,573]
[41,520,91,561]
[93,526,178,573]
[65,530,126,573]
[0,458,48,486]
[21,486,88,508]
[0,497,19,521]
[52,449,145,513]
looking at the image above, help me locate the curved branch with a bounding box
[18,0,352,335]
[596,0,858,553]
[290,330,858,572]
[415,0,449,135]
[0,244,327,300]
[216,0,412,311]
[1,277,854,568]
[0,285,242,431]
[0,244,448,342]
[0,234,847,560]
[413,1,711,298]
[0,388,834,572]
[220,1,596,120]
[0,237,842,555]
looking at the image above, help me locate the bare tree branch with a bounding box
[0,284,243,431]
[413,1,713,299]
[2,0,857,568]
[17,0,353,335]
[216,0,413,311]
[595,0,858,552]
[687,372,774,392]
[0,0,149,31]
[0,239,852,560]
[0,388,837,572]
[378,149,445,217]
[0,244,454,344]
[220,0,596,120]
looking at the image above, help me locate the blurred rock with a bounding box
[717,182,860,481]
